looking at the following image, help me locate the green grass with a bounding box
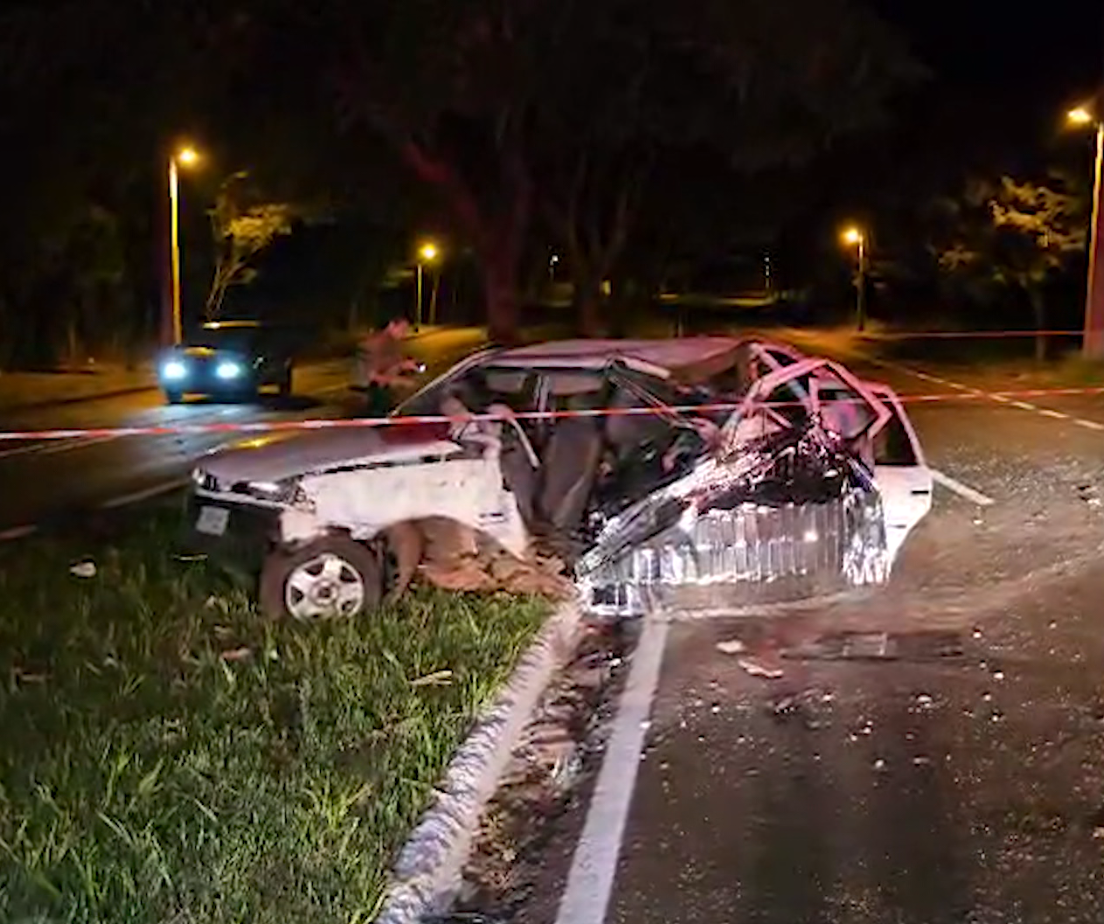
[0,505,548,924]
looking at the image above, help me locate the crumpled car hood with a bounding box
[197,421,455,485]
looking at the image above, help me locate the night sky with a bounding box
[882,0,1101,99]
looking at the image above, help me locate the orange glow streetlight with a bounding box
[841,225,867,331]
[415,241,441,328]
[1067,105,1104,357]
[168,145,201,345]
[1068,106,1095,127]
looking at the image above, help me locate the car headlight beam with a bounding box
[162,360,187,381]
[216,361,243,380]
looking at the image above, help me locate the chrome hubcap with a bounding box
[285,552,366,619]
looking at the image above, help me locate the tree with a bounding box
[934,174,1088,361]
[532,0,923,333]
[322,0,919,340]
[204,172,297,319]
[0,0,251,364]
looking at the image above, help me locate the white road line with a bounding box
[100,479,189,510]
[990,394,1011,402]
[1038,409,1070,420]
[931,469,995,507]
[0,524,36,541]
[555,613,671,924]
[1010,400,1038,411]
[1076,418,1104,431]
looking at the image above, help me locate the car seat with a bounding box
[536,392,606,533]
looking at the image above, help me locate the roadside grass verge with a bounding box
[0,505,548,923]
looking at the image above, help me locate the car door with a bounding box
[866,383,932,564]
[807,372,932,563]
[725,359,931,565]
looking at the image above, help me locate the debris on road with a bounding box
[738,656,785,679]
[716,638,746,655]
[69,560,96,578]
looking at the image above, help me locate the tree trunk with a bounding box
[481,251,519,344]
[571,272,603,337]
[1029,287,1047,363]
[66,317,80,369]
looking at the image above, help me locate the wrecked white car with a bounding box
[186,337,932,619]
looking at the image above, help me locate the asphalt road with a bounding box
[507,345,1104,924]
[0,329,484,534]
[0,363,349,533]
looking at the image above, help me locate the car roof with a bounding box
[489,337,744,376]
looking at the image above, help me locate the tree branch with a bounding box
[398,138,487,248]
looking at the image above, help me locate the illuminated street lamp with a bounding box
[841,225,867,331]
[168,145,201,345]
[415,241,441,328]
[1068,106,1095,126]
[1067,105,1104,358]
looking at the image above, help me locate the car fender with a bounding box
[279,455,530,558]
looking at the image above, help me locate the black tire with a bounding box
[260,535,383,620]
[164,389,184,405]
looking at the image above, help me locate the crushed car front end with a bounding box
[576,423,890,618]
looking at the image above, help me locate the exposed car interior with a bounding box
[410,362,727,545]
[397,345,924,561]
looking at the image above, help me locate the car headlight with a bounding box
[216,361,243,380]
[243,479,314,511]
[191,467,218,491]
[162,360,187,381]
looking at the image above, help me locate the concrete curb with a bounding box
[374,600,585,924]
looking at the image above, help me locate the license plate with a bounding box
[196,505,230,536]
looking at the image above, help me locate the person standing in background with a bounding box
[355,315,423,416]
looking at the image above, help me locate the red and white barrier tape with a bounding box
[1,385,1104,442]
[851,329,1085,340]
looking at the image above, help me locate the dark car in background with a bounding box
[157,320,297,404]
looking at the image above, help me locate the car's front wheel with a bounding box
[164,388,184,405]
[260,535,383,620]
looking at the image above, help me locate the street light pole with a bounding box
[841,226,866,331]
[1084,122,1104,357]
[856,235,867,332]
[414,241,439,330]
[166,146,199,347]
[168,157,182,345]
